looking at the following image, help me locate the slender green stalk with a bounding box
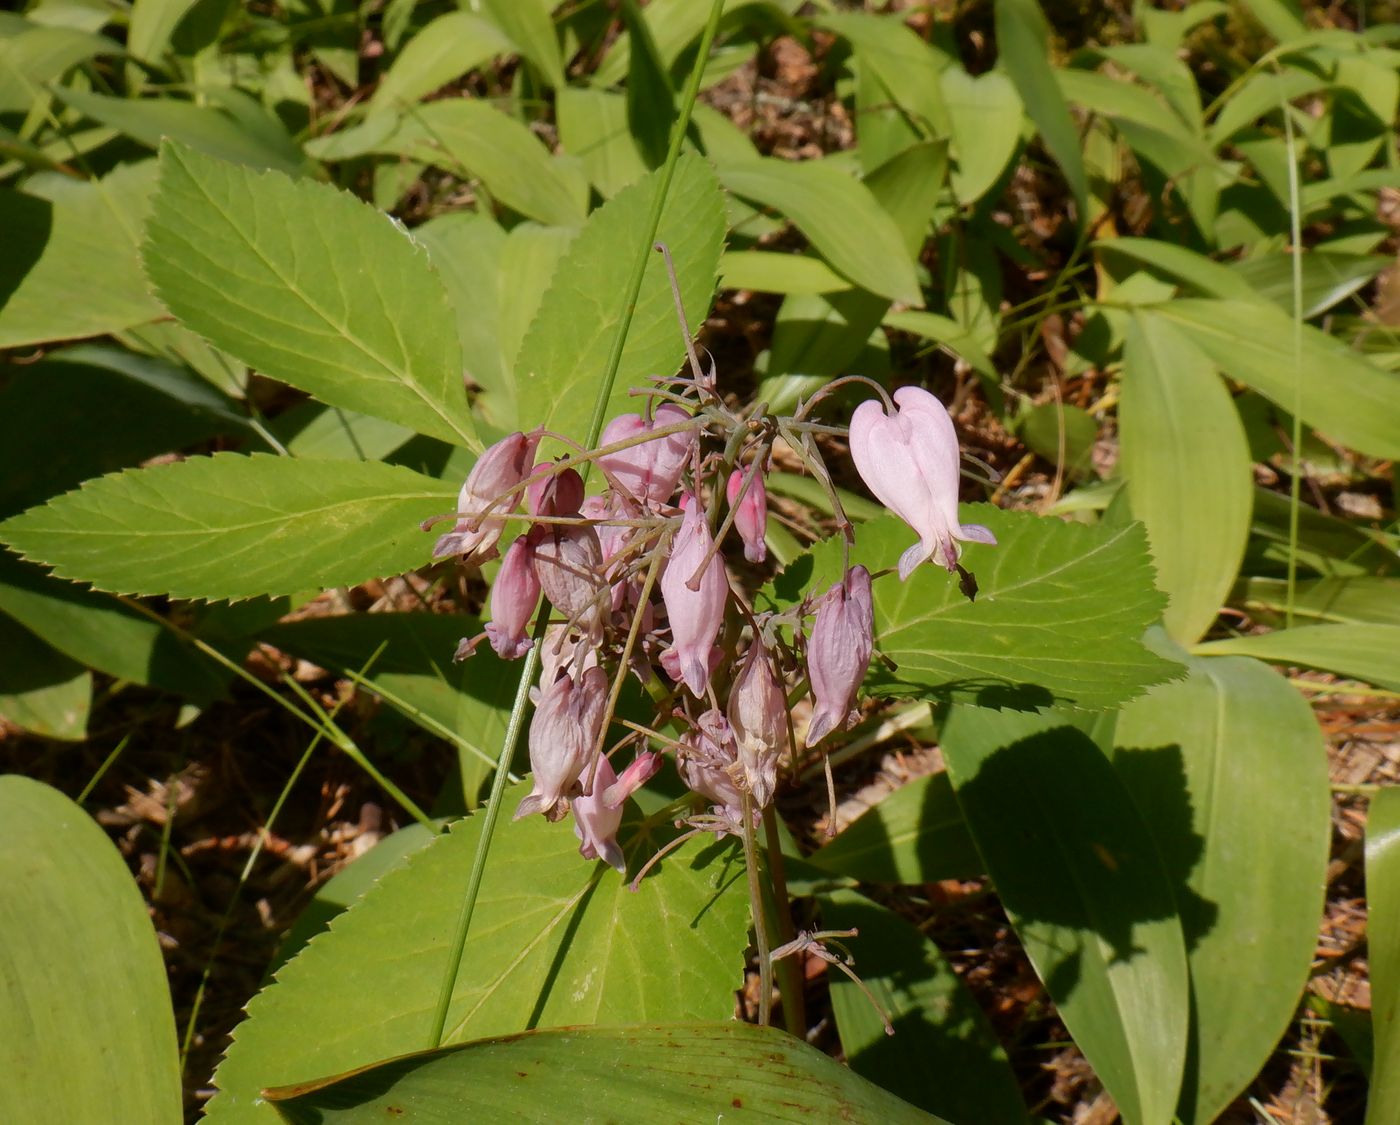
[762,806,805,1036]
[1279,81,1305,630]
[739,793,774,1027]
[77,733,133,804]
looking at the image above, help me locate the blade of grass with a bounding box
[1279,69,1305,630]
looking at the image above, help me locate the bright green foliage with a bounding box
[821,890,1027,1123]
[206,783,748,1123]
[262,1023,945,1124]
[1196,623,1400,691]
[1366,789,1400,1125]
[940,706,1190,1125]
[0,777,181,1124]
[0,454,456,601]
[1115,643,1330,1122]
[144,142,478,449]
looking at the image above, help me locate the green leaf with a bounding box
[1146,299,1400,462]
[0,613,89,740]
[126,0,199,62]
[620,0,674,168]
[557,87,648,198]
[1119,312,1253,644]
[776,507,1178,711]
[1095,237,1256,300]
[0,776,180,1124]
[1246,487,1397,578]
[994,0,1088,219]
[820,890,1027,1124]
[0,23,118,112]
[939,706,1190,1125]
[718,158,921,303]
[0,161,163,348]
[1194,624,1400,691]
[1365,788,1400,1125]
[1230,251,1388,318]
[261,1023,944,1124]
[0,454,456,602]
[883,309,998,385]
[479,0,563,87]
[1014,401,1098,478]
[719,250,851,295]
[760,290,889,413]
[941,66,1023,205]
[807,769,982,884]
[817,10,951,139]
[1114,642,1330,1122]
[1235,576,1400,627]
[144,141,478,449]
[270,403,416,462]
[369,12,514,112]
[204,782,748,1123]
[514,153,725,445]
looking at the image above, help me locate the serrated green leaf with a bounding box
[0,776,180,1124]
[820,890,1027,1124]
[1115,642,1330,1123]
[513,153,725,445]
[940,706,1189,1125]
[1194,623,1400,690]
[262,1023,944,1124]
[0,454,456,602]
[1119,312,1252,643]
[1365,788,1400,1125]
[144,142,478,449]
[0,613,89,740]
[204,781,748,1123]
[775,507,1178,711]
[718,157,921,303]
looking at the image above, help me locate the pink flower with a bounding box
[805,566,873,747]
[726,467,767,564]
[527,463,584,517]
[848,387,996,580]
[660,494,727,696]
[727,642,786,807]
[484,534,542,659]
[572,752,660,872]
[676,710,744,815]
[515,666,609,822]
[433,431,540,562]
[533,524,606,640]
[597,403,693,507]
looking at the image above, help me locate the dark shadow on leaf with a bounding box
[869,668,1063,712]
[0,189,50,312]
[524,870,601,1030]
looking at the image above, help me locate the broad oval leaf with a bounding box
[205,781,747,1123]
[513,152,725,446]
[1195,623,1400,691]
[1365,789,1400,1125]
[717,157,922,304]
[941,66,1023,204]
[1119,311,1253,644]
[1114,643,1330,1122]
[0,776,180,1124]
[144,141,478,449]
[369,12,515,113]
[262,1023,944,1124]
[939,706,1190,1125]
[0,454,456,601]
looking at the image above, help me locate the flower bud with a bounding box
[727,642,786,808]
[849,387,996,579]
[597,403,693,507]
[433,431,540,561]
[660,493,727,696]
[515,666,609,822]
[726,467,768,564]
[527,463,584,518]
[484,533,542,660]
[805,565,873,747]
[573,751,661,873]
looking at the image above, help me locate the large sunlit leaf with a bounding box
[820,890,1027,1123]
[0,776,180,1124]
[0,454,456,601]
[514,153,725,446]
[1195,623,1400,691]
[941,66,1023,204]
[262,1023,943,1124]
[1119,312,1252,643]
[205,780,747,1123]
[1114,641,1330,1122]
[940,706,1190,1125]
[772,507,1179,711]
[144,141,478,449]
[1365,788,1400,1125]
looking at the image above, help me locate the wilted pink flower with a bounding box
[726,467,768,564]
[533,524,606,639]
[849,387,996,580]
[515,666,608,822]
[727,642,786,807]
[677,710,744,814]
[660,494,727,696]
[573,752,661,872]
[484,533,542,659]
[527,463,584,517]
[597,403,693,506]
[805,566,873,747]
[433,431,540,561]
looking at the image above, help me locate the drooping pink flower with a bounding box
[727,642,786,807]
[515,666,609,822]
[805,566,873,747]
[848,387,996,580]
[676,710,744,815]
[597,403,693,507]
[484,533,542,660]
[572,752,661,872]
[533,524,606,640]
[433,431,540,561]
[660,493,727,696]
[527,463,584,517]
[726,467,768,564]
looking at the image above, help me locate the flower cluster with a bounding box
[427,377,993,874]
